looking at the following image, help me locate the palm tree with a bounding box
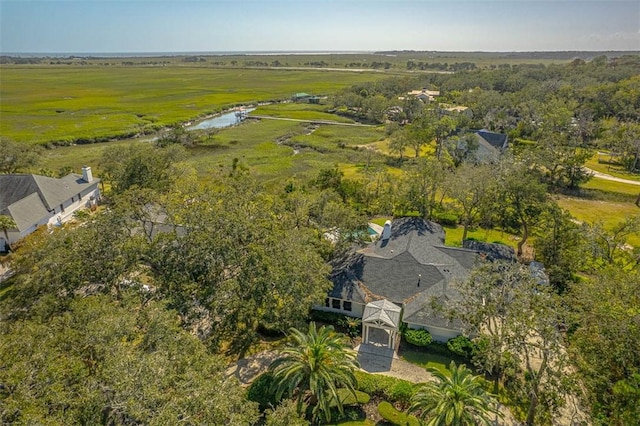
[409,361,502,426]
[269,322,359,423]
[0,215,16,252]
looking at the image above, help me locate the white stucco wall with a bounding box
[405,322,461,343]
[45,187,100,228]
[313,297,365,318]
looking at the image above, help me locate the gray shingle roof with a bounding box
[328,217,519,329]
[0,173,100,232]
[3,192,50,232]
[462,240,516,262]
[476,130,508,150]
[402,283,464,329]
[363,299,402,328]
[330,217,479,317]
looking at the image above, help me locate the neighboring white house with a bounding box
[472,129,509,162]
[407,88,440,103]
[317,217,516,348]
[0,167,100,250]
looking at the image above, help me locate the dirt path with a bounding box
[248,115,375,127]
[585,167,640,186]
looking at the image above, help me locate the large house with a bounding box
[318,217,515,348]
[0,167,100,250]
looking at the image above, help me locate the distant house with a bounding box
[0,167,100,250]
[291,92,322,104]
[438,103,473,119]
[453,129,508,163]
[292,92,313,103]
[473,129,508,162]
[317,217,515,348]
[407,88,440,103]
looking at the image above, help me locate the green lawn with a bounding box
[556,196,640,246]
[253,103,355,123]
[400,347,464,376]
[582,177,640,198]
[586,153,640,182]
[443,225,519,249]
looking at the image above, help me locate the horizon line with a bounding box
[3,49,640,58]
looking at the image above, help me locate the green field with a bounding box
[557,197,640,246]
[38,115,386,185]
[582,177,640,198]
[253,103,355,122]
[586,154,640,182]
[0,66,386,145]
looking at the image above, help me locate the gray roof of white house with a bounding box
[330,217,482,328]
[0,173,100,232]
[331,217,478,299]
[475,130,508,150]
[363,299,402,328]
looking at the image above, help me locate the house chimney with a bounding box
[82,166,93,183]
[381,220,392,241]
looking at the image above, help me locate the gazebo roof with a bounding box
[363,300,402,329]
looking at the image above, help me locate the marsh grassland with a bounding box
[0,66,386,145]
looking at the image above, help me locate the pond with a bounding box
[185,107,256,131]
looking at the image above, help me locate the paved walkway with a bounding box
[356,343,433,383]
[585,167,640,186]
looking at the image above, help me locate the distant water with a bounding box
[185,108,255,131]
[6,51,373,58]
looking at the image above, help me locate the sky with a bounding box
[1,0,638,54]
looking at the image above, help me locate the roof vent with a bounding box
[81,166,93,183]
[381,220,392,241]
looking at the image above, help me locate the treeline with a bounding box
[333,55,640,173]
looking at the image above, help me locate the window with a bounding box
[324,298,330,307]
[332,299,341,310]
[343,301,352,312]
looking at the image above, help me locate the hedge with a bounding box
[404,329,432,347]
[354,371,416,405]
[447,335,475,359]
[377,401,421,426]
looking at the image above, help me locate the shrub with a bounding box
[246,372,280,412]
[447,335,475,359]
[432,211,459,227]
[404,329,432,347]
[308,310,342,325]
[337,316,362,338]
[387,380,415,405]
[329,389,371,407]
[377,401,421,426]
[354,371,416,406]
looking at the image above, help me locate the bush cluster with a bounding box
[355,371,416,406]
[404,328,432,347]
[447,335,476,360]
